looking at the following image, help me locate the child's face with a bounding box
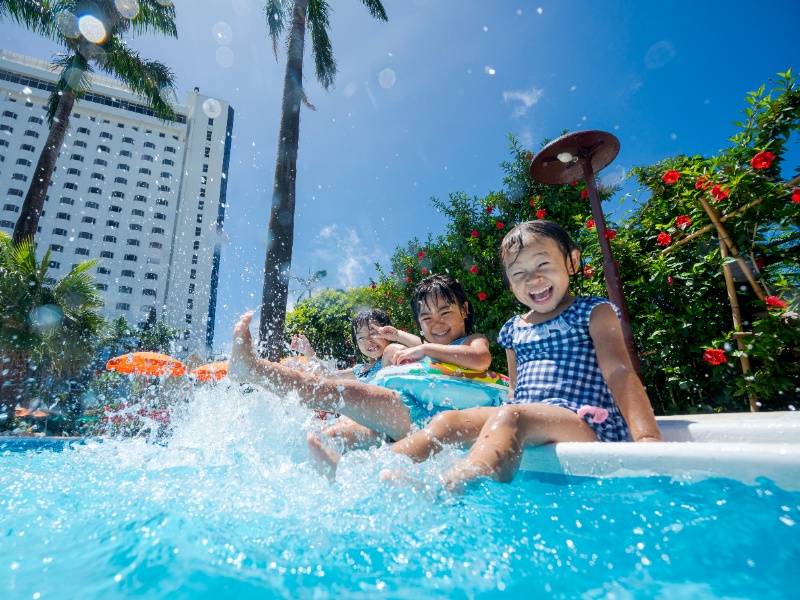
[416,298,468,344]
[504,236,580,315]
[354,322,390,360]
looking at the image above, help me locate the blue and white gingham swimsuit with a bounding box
[353,361,383,382]
[497,296,630,442]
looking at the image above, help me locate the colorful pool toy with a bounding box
[372,361,510,410]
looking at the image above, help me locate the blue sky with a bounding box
[2,0,798,351]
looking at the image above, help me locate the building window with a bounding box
[70,154,84,162]
[195,227,201,236]
[56,212,71,221]
[114,177,127,185]
[111,191,125,199]
[193,240,200,250]
[16,158,32,167]
[74,140,87,148]
[94,158,108,166]
[52,228,67,236]
[137,181,149,189]
[117,163,130,171]
[165,146,176,153]
[102,235,117,243]
[8,188,24,197]
[189,269,196,279]
[131,211,145,219]
[142,289,156,296]
[124,254,138,262]
[202,164,209,173]
[160,171,172,179]
[121,270,135,278]
[151,227,164,235]
[162,158,174,166]
[129,222,143,230]
[200,176,207,184]
[147,257,161,265]
[0,124,13,133]
[87,188,101,196]
[187,298,194,309]
[106,220,120,228]
[142,154,154,162]
[82,216,96,224]
[149,241,163,249]
[188,283,195,293]
[3,204,20,213]
[49,261,61,269]
[191,254,198,264]
[28,116,44,125]
[85,201,100,209]
[145,272,158,280]
[66,168,81,176]
[185,314,192,324]
[119,149,132,158]
[204,147,211,158]
[97,145,110,153]
[199,188,206,198]
[198,201,205,211]
[156,199,168,206]
[0,220,15,228]
[100,132,113,139]
[91,173,105,181]
[12,173,28,182]
[158,185,170,192]
[63,182,78,190]
[49,244,64,252]
[139,167,151,175]
[144,141,156,149]
[75,247,90,256]
[77,127,90,135]
[206,130,213,141]
[0,140,9,148]
[1,111,17,119]
[100,250,114,258]
[97,267,111,275]
[59,197,75,205]
[116,303,130,311]
[24,130,39,138]
[122,136,134,144]
[21,144,36,152]
[126,239,140,247]
[134,195,147,202]
[78,232,93,240]
[154,213,167,221]
[119,286,133,294]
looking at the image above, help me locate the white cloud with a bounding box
[309,224,385,289]
[502,87,544,118]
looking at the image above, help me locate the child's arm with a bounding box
[290,334,357,380]
[505,349,517,401]
[374,325,422,348]
[390,334,493,371]
[589,304,662,442]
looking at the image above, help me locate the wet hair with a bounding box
[499,220,581,289]
[411,274,475,335]
[350,308,392,351]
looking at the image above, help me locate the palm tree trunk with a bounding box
[12,87,75,244]
[259,0,307,360]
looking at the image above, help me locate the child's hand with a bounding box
[391,345,427,365]
[373,325,398,341]
[290,334,315,358]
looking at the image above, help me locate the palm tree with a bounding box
[258,0,388,360]
[0,0,178,244]
[0,232,105,430]
[291,267,327,301]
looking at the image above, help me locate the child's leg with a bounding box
[444,403,598,488]
[229,313,414,440]
[390,407,499,461]
[307,417,385,482]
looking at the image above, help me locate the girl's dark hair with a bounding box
[350,308,392,351]
[499,220,581,288]
[411,274,475,335]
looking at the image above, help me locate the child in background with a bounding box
[229,275,494,477]
[385,221,662,491]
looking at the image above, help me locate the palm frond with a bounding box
[0,0,62,41]
[45,52,91,124]
[356,0,388,21]
[307,0,336,90]
[264,0,288,59]
[129,0,178,38]
[97,36,177,122]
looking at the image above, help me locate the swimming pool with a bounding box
[2,385,798,599]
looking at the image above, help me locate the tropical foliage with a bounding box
[0,0,178,243]
[259,0,388,360]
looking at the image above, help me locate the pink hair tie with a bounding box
[577,405,608,424]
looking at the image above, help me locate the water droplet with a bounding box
[484,66,496,75]
[644,40,676,70]
[213,21,233,45]
[216,46,235,68]
[378,68,396,89]
[202,98,222,118]
[22,87,32,95]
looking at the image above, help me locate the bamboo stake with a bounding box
[718,236,758,412]
[697,195,767,301]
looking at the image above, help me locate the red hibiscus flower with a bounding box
[656,232,672,246]
[390,271,394,275]
[371,284,376,289]
[668,276,674,286]
[477,292,487,301]
[662,170,680,184]
[421,268,428,275]
[417,251,425,259]
[710,185,729,200]
[703,349,726,365]
[406,267,412,274]
[496,222,505,229]
[569,181,578,187]
[529,197,537,207]
[791,188,800,203]
[398,297,404,303]
[766,296,787,310]
[583,266,594,277]
[675,215,692,229]
[750,151,775,170]
[580,189,589,199]
[526,153,533,161]
[470,265,479,274]
[385,292,391,298]
[586,219,595,229]
[536,209,546,219]
[470,230,479,238]
[486,206,493,214]
[604,229,617,240]
[405,276,411,283]
[695,176,711,190]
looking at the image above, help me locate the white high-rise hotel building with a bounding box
[0,50,233,357]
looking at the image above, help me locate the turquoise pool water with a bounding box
[2,385,797,599]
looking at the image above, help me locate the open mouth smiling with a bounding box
[529,286,553,304]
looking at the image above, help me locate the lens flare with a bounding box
[159,85,178,105]
[64,67,85,89]
[378,68,396,89]
[28,305,64,332]
[202,98,222,119]
[212,21,233,45]
[115,0,140,19]
[215,46,235,68]
[78,15,107,43]
[155,0,172,5]
[55,10,80,38]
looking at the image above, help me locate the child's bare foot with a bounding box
[228,312,260,382]
[307,431,340,482]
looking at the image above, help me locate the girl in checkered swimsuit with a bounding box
[386,221,661,491]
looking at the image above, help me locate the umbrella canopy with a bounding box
[190,361,228,382]
[106,352,187,377]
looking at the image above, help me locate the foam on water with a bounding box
[1,384,798,598]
